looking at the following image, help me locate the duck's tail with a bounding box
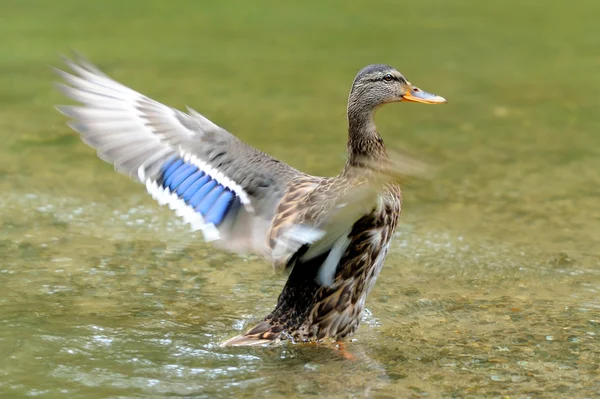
[220,320,283,347]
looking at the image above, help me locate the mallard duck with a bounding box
[55,56,446,346]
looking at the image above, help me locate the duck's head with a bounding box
[349,64,446,110]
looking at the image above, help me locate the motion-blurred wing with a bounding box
[55,55,300,256]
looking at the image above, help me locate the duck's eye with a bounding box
[383,74,394,82]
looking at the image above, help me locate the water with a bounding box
[1,0,599,397]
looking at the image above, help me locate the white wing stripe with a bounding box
[316,228,352,287]
[143,171,220,242]
[180,149,253,211]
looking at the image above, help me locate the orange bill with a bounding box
[402,87,447,104]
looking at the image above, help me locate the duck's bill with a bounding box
[402,87,447,104]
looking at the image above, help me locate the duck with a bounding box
[54,55,446,346]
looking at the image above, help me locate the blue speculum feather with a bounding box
[182,175,210,201]
[168,164,198,190]
[190,180,217,208]
[205,190,235,225]
[176,170,205,196]
[161,157,179,174]
[158,157,239,226]
[163,162,189,188]
[197,185,225,214]
[160,158,184,185]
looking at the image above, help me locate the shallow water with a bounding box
[1,0,599,398]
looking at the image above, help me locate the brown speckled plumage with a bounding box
[54,56,445,347]
[223,65,445,346]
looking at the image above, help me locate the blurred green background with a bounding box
[1,1,599,398]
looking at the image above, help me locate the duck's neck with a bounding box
[344,99,387,171]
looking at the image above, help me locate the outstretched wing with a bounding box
[55,55,300,257]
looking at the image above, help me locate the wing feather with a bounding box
[55,54,299,256]
[55,55,421,269]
